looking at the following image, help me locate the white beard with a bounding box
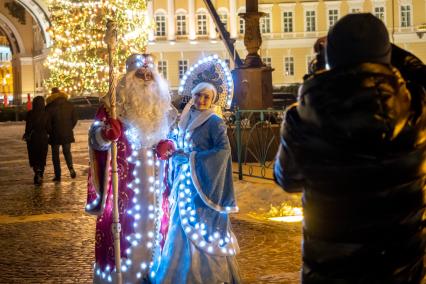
[113,70,173,147]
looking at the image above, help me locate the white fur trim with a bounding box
[189,152,239,213]
[95,127,112,148]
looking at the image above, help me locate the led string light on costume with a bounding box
[178,54,234,109]
[172,128,238,256]
[90,128,163,282]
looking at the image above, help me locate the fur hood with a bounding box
[46,91,68,105]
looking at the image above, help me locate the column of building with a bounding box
[148,0,154,42]
[209,0,217,39]
[229,0,237,38]
[188,0,196,40]
[167,0,176,41]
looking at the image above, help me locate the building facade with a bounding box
[0,35,14,103]
[0,0,51,104]
[148,0,426,89]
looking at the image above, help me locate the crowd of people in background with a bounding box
[23,87,77,186]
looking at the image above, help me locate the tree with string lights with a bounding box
[45,0,151,96]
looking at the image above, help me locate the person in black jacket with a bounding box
[274,13,425,284]
[23,96,51,186]
[46,87,78,182]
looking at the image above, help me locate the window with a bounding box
[262,57,272,67]
[374,6,385,22]
[283,11,293,33]
[158,61,167,79]
[400,5,411,27]
[239,17,245,34]
[260,13,271,34]
[178,60,188,79]
[351,8,361,13]
[305,10,316,32]
[284,57,294,76]
[197,13,208,35]
[155,13,166,36]
[328,9,339,28]
[219,12,228,30]
[176,14,187,35]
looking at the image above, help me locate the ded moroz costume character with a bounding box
[85,54,176,283]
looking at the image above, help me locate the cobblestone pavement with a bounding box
[0,121,301,284]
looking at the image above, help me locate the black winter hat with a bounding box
[326,13,391,68]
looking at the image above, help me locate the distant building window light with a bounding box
[400,5,411,27]
[177,14,187,35]
[305,10,316,32]
[197,13,208,35]
[239,17,245,34]
[158,61,167,79]
[374,6,385,22]
[155,14,166,36]
[260,13,271,34]
[283,11,293,33]
[284,57,294,76]
[262,57,272,67]
[178,60,188,79]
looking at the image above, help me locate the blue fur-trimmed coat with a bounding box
[152,108,241,284]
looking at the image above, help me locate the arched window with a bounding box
[176,10,187,35]
[196,10,208,35]
[155,11,167,37]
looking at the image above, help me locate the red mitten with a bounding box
[102,118,121,141]
[156,139,176,160]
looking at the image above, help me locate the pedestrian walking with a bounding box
[274,13,425,283]
[23,96,50,186]
[46,87,78,182]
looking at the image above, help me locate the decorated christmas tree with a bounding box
[45,0,151,96]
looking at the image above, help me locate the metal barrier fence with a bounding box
[225,109,285,180]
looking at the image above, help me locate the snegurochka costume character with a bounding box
[151,56,241,284]
[85,54,176,283]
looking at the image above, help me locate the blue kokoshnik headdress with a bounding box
[178,55,234,109]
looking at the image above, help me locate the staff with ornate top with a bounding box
[103,19,122,284]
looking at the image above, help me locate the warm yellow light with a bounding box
[45,0,149,95]
[268,216,303,223]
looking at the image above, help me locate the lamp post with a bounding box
[231,0,274,110]
[239,0,265,67]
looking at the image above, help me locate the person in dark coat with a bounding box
[274,13,425,284]
[23,96,51,186]
[45,87,78,182]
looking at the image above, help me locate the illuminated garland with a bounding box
[44,0,152,96]
[86,121,162,281]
